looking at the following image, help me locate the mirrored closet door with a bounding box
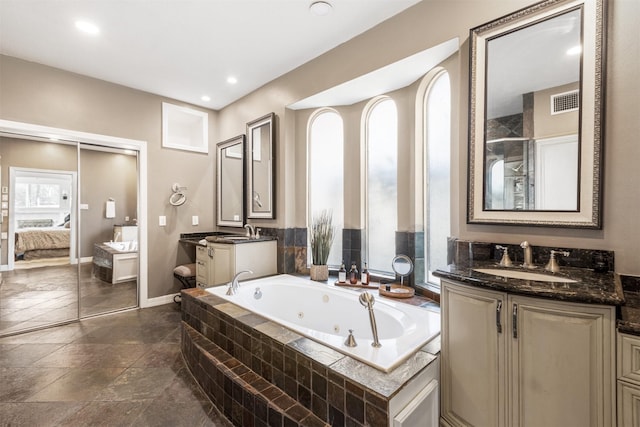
[0,135,80,335]
[0,135,140,337]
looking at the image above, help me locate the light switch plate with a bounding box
[1,232,7,240]
[192,215,199,226]
[159,215,167,226]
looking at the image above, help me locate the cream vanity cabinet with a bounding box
[441,279,616,427]
[617,333,640,425]
[196,240,277,287]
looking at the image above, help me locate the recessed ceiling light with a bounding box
[567,45,582,56]
[75,20,100,35]
[310,1,332,16]
[227,76,238,85]
[201,95,211,102]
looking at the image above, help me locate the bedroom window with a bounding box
[15,182,62,209]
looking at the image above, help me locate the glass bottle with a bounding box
[338,261,347,283]
[349,262,359,284]
[361,262,370,285]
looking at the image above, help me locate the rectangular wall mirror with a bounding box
[217,135,245,227]
[246,113,275,219]
[467,0,605,228]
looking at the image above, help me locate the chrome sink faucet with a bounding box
[545,250,570,273]
[520,241,535,269]
[226,270,253,296]
[496,245,513,267]
[244,224,255,239]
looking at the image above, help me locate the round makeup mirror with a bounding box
[391,255,414,285]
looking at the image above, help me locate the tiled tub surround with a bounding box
[181,286,440,426]
[206,275,440,373]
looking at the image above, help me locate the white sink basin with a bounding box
[473,268,577,283]
[103,241,137,252]
[221,236,250,241]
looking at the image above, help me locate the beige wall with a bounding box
[0,56,218,298]
[533,82,580,138]
[79,148,138,257]
[1,0,638,301]
[220,0,640,276]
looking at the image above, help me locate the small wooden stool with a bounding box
[173,263,196,303]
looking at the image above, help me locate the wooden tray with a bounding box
[334,281,379,289]
[379,284,415,299]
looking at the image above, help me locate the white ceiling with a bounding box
[0,0,421,110]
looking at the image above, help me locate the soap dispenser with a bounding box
[349,262,359,284]
[338,261,347,283]
[361,262,370,285]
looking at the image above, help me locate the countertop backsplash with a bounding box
[447,237,614,273]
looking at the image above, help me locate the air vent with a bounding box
[551,90,580,115]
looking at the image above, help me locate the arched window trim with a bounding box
[307,107,344,269]
[362,95,398,277]
[418,68,451,287]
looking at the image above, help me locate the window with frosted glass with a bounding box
[308,110,344,268]
[425,72,451,285]
[366,99,397,276]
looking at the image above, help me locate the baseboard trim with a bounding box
[142,293,179,308]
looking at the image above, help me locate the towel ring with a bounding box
[169,192,186,206]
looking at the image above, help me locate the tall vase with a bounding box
[310,264,329,281]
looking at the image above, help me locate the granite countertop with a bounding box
[204,235,276,244]
[616,275,640,336]
[434,261,624,306]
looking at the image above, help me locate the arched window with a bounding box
[366,98,397,276]
[308,110,344,268]
[425,71,451,285]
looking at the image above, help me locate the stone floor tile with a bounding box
[0,367,69,402]
[132,398,231,427]
[57,400,151,426]
[26,367,126,402]
[95,367,177,401]
[0,402,85,426]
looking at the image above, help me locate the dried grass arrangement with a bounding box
[309,210,335,281]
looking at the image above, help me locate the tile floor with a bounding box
[0,303,231,426]
[1,262,137,335]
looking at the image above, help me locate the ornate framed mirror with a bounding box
[467,0,606,228]
[246,113,275,219]
[217,135,245,227]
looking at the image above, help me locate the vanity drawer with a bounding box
[618,332,640,385]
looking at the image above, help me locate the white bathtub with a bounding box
[207,274,440,372]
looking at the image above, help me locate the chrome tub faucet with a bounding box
[359,292,381,348]
[226,270,253,295]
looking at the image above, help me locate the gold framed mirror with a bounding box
[467,0,606,228]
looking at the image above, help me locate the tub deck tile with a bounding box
[288,337,344,367]
[329,350,436,398]
[216,302,252,318]
[255,321,303,344]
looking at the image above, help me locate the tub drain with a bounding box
[298,312,304,319]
